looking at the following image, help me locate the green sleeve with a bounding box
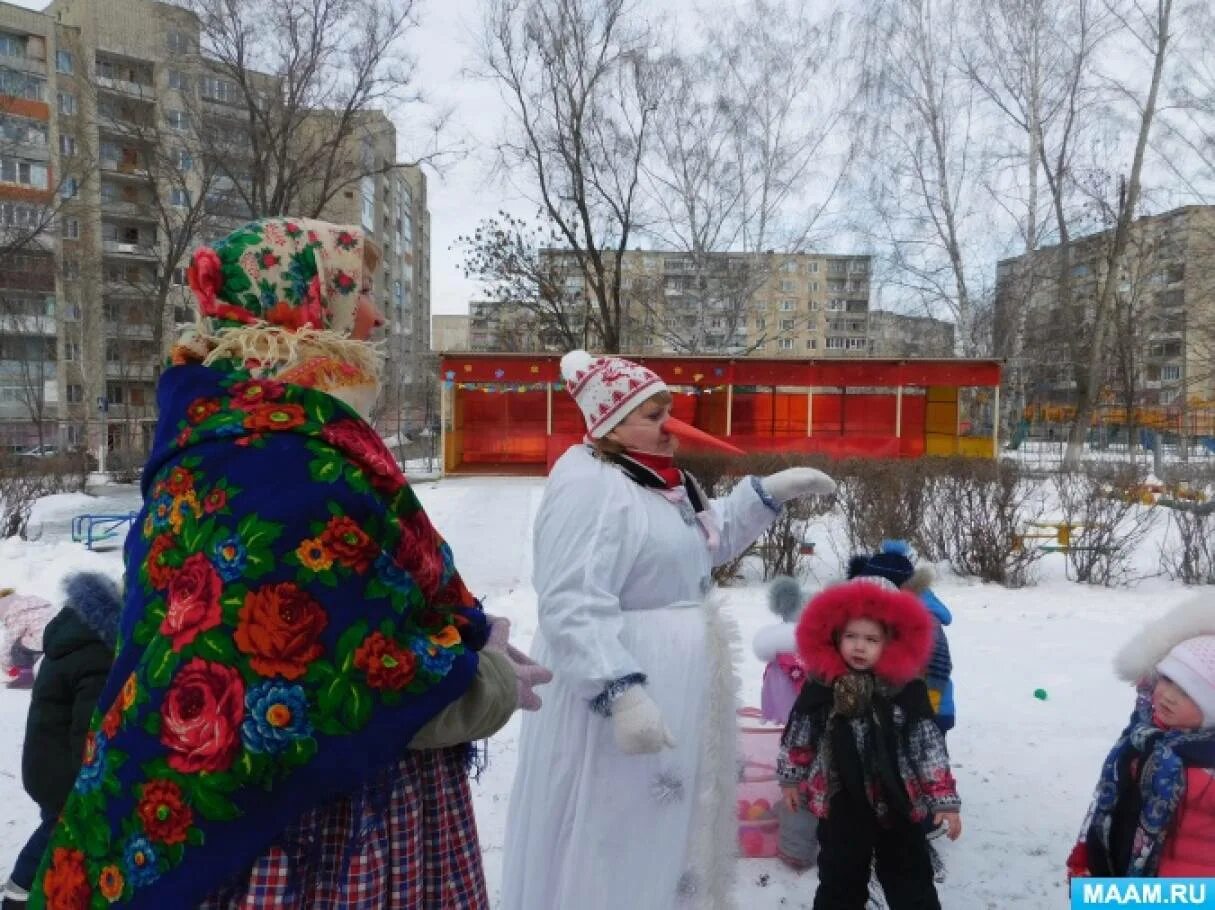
[409,649,518,749]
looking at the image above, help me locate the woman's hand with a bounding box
[761,467,837,504]
[933,811,962,841]
[611,687,676,754]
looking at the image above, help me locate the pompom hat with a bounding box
[560,349,668,439]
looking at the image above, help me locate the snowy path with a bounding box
[0,476,1199,907]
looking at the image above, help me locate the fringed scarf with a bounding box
[1084,688,1215,876]
[30,363,487,909]
[794,673,934,820]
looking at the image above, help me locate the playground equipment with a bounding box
[71,512,138,550]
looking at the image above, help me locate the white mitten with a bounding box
[761,467,837,504]
[611,687,676,754]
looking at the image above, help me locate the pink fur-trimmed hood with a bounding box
[795,579,935,685]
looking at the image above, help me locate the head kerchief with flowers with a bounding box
[178,219,382,419]
[186,219,367,336]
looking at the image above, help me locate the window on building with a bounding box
[165,110,190,131]
[0,202,41,227]
[168,69,188,92]
[0,33,24,58]
[55,50,73,73]
[806,339,817,350]
[780,279,796,292]
[61,217,79,239]
[846,338,866,350]
[0,114,46,145]
[828,260,846,274]
[169,187,190,208]
[57,91,75,115]
[755,317,766,330]
[66,383,83,403]
[106,383,124,404]
[176,149,193,171]
[64,340,79,361]
[200,75,238,104]
[167,30,192,53]
[1161,364,1182,382]
[0,69,44,101]
[777,338,793,350]
[59,133,76,157]
[0,157,49,189]
[782,260,799,273]
[60,176,78,198]
[826,337,845,350]
[809,262,819,273]
[781,319,795,330]
[780,300,796,311]
[62,258,79,279]
[172,266,187,286]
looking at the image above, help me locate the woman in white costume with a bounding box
[501,350,836,910]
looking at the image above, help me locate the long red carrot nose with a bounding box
[662,417,746,455]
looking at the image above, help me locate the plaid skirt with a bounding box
[198,747,488,909]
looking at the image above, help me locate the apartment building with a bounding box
[431,314,470,352]
[469,249,873,357]
[0,0,431,458]
[994,204,1215,410]
[868,310,955,358]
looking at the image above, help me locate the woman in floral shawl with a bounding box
[28,219,520,910]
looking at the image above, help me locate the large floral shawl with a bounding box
[30,363,486,910]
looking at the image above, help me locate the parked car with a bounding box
[16,444,58,458]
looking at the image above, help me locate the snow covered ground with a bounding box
[0,475,1203,908]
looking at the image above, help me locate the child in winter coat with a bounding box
[2,573,120,910]
[755,576,809,724]
[1068,598,1215,880]
[778,577,962,910]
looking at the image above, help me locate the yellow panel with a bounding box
[924,435,958,456]
[958,436,995,458]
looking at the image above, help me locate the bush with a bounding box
[0,454,87,539]
[1160,501,1215,585]
[1052,466,1158,586]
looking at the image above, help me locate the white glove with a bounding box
[611,687,676,754]
[761,467,837,504]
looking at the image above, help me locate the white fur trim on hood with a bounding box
[1113,595,1215,683]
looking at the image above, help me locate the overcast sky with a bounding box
[4,0,617,316]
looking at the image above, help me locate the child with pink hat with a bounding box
[1069,598,1215,879]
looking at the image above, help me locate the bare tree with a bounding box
[454,211,591,350]
[185,0,446,220]
[477,0,664,353]
[1062,0,1176,465]
[961,0,1108,428]
[853,0,984,354]
[641,0,849,354]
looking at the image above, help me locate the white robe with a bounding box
[501,445,778,910]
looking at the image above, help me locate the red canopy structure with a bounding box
[437,353,1003,475]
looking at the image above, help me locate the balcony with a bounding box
[102,239,157,260]
[104,280,152,298]
[0,314,54,335]
[105,362,157,380]
[99,159,150,181]
[96,76,155,100]
[100,197,156,220]
[105,322,154,340]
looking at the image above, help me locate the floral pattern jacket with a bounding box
[30,363,487,910]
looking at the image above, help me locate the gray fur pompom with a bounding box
[768,576,805,622]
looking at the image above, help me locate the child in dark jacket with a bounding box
[777,578,961,910]
[2,573,121,910]
[1068,599,1215,880]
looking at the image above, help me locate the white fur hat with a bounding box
[560,349,668,439]
[1114,596,1215,726]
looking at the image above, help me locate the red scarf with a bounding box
[623,449,682,489]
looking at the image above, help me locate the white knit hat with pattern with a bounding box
[560,350,668,439]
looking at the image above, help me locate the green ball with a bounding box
[1033,688,1048,701]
